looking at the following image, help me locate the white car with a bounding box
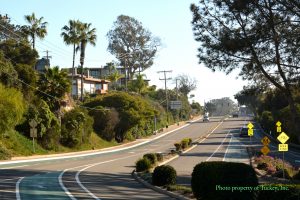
[203,115,209,122]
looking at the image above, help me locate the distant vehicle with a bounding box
[203,115,209,122]
[232,113,239,118]
[239,127,249,137]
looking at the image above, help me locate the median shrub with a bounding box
[136,158,151,172]
[293,170,300,180]
[191,161,258,200]
[143,153,157,166]
[152,165,177,186]
[174,142,182,151]
[155,153,163,162]
[181,138,190,149]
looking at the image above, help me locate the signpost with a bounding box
[277,131,289,179]
[247,122,254,144]
[29,119,38,153]
[276,121,282,133]
[170,101,182,110]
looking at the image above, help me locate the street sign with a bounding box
[276,121,282,127]
[261,136,270,146]
[29,119,37,128]
[277,132,289,144]
[277,126,281,133]
[248,129,254,136]
[247,122,254,129]
[170,101,182,110]
[279,144,288,152]
[30,128,37,138]
[261,146,270,155]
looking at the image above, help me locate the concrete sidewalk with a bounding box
[1,116,202,164]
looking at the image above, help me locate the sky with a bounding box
[2,0,248,105]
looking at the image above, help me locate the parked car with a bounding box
[239,127,249,137]
[203,115,209,122]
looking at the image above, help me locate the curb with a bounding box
[131,170,191,200]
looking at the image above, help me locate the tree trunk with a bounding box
[80,43,86,102]
[71,44,76,98]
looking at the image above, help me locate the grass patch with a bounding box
[166,184,192,194]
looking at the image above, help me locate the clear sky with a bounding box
[2,0,248,105]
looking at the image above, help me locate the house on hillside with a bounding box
[68,68,110,99]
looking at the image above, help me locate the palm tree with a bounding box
[77,22,97,101]
[107,71,124,90]
[61,20,81,96]
[130,74,147,94]
[23,13,48,49]
[38,66,71,111]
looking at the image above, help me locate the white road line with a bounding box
[61,154,141,200]
[223,134,233,161]
[206,130,231,161]
[16,177,24,200]
[0,165,29,170]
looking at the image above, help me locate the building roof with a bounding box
[70,74,110,83]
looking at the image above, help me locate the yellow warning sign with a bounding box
[248,128,254,136]
[277,126,281,133]
[247,122,254,129]
[261,146,270,155]
[277,132,289,144]
[261,136,270,146]
[278,144,288,152]
[276,121,282,127]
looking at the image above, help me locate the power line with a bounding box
[157,70,172,125]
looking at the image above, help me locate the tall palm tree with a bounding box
[61,20,81,96]
[23,13,48,49]
[77,22,96,101]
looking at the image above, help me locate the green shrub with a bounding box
[0,145,11,160]
[0,83,26,134]
[152,165,177,186]
[174,142,182,151]
[136,158,151,172]
[257,184,300,200]
[181,138,190,149]
[143,153,157,166]
[191,161,258,200]
[61,107,94,148]
[155,153,163,162]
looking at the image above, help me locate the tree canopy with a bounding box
[191,0,300,139]
[107,15,161,78]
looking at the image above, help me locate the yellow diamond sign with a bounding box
[247,122,254,129]
[277,132,289,144]
[261,146,270,155]
[278,144,288,152]
[261,136,270,146]
[276,121,282,127]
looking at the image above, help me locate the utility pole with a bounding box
[43,50,52,60]
[158,70,172,127]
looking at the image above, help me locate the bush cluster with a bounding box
[135,158,152,172]
[143,153,157,165]
[152,165,177,186]
[191,161,258,200]
[174,138,192,152]
[255,155,297,178]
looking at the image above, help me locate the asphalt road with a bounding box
[0,116,299,199]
